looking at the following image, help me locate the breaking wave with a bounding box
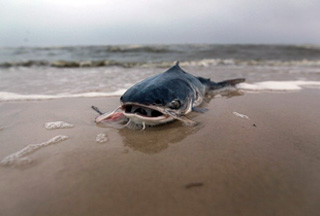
[2,44,320,68]
[0,60,143,68]
[103,45,172,53]
[2,59,320,68]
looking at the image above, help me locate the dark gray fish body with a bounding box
[121,63,206,113]
[94,62,245,129]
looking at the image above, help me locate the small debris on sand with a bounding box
[185,182,204,189]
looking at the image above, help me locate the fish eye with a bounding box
[169,99,181,109]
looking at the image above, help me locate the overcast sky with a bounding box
[1,0,319,46]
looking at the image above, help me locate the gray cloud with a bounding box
[0,0,319,46]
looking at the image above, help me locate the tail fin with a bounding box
[198,77,245,91]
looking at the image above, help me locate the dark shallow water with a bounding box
[0,44,320,101]
[1,44,320,67]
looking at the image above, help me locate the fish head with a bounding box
[119,78,195,126]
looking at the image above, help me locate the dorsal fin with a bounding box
[174,61,183,70]
[165,61,184,73]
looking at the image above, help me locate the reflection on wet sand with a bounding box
[118,89,244,154]
[119,121,203,154]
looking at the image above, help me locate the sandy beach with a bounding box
[0,89,320,216]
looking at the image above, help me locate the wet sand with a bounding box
[1,90,320,216]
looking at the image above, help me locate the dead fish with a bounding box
[93,62,245,130]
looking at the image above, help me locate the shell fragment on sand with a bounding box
[232,112,250,120]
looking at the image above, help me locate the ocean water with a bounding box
[1,44,320,101]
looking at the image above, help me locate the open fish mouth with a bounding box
[93,101,197,130]
[123,104,163,118]
[94,103,174,128]
[121,103,175,126]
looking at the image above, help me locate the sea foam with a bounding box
[1,81,320,102]
[1,135,69,167]
[45,121,74,130]
[237,81,320,91]
[96,133,108,143]
[0,89,127,102]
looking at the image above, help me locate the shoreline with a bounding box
[1,89,320,215]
